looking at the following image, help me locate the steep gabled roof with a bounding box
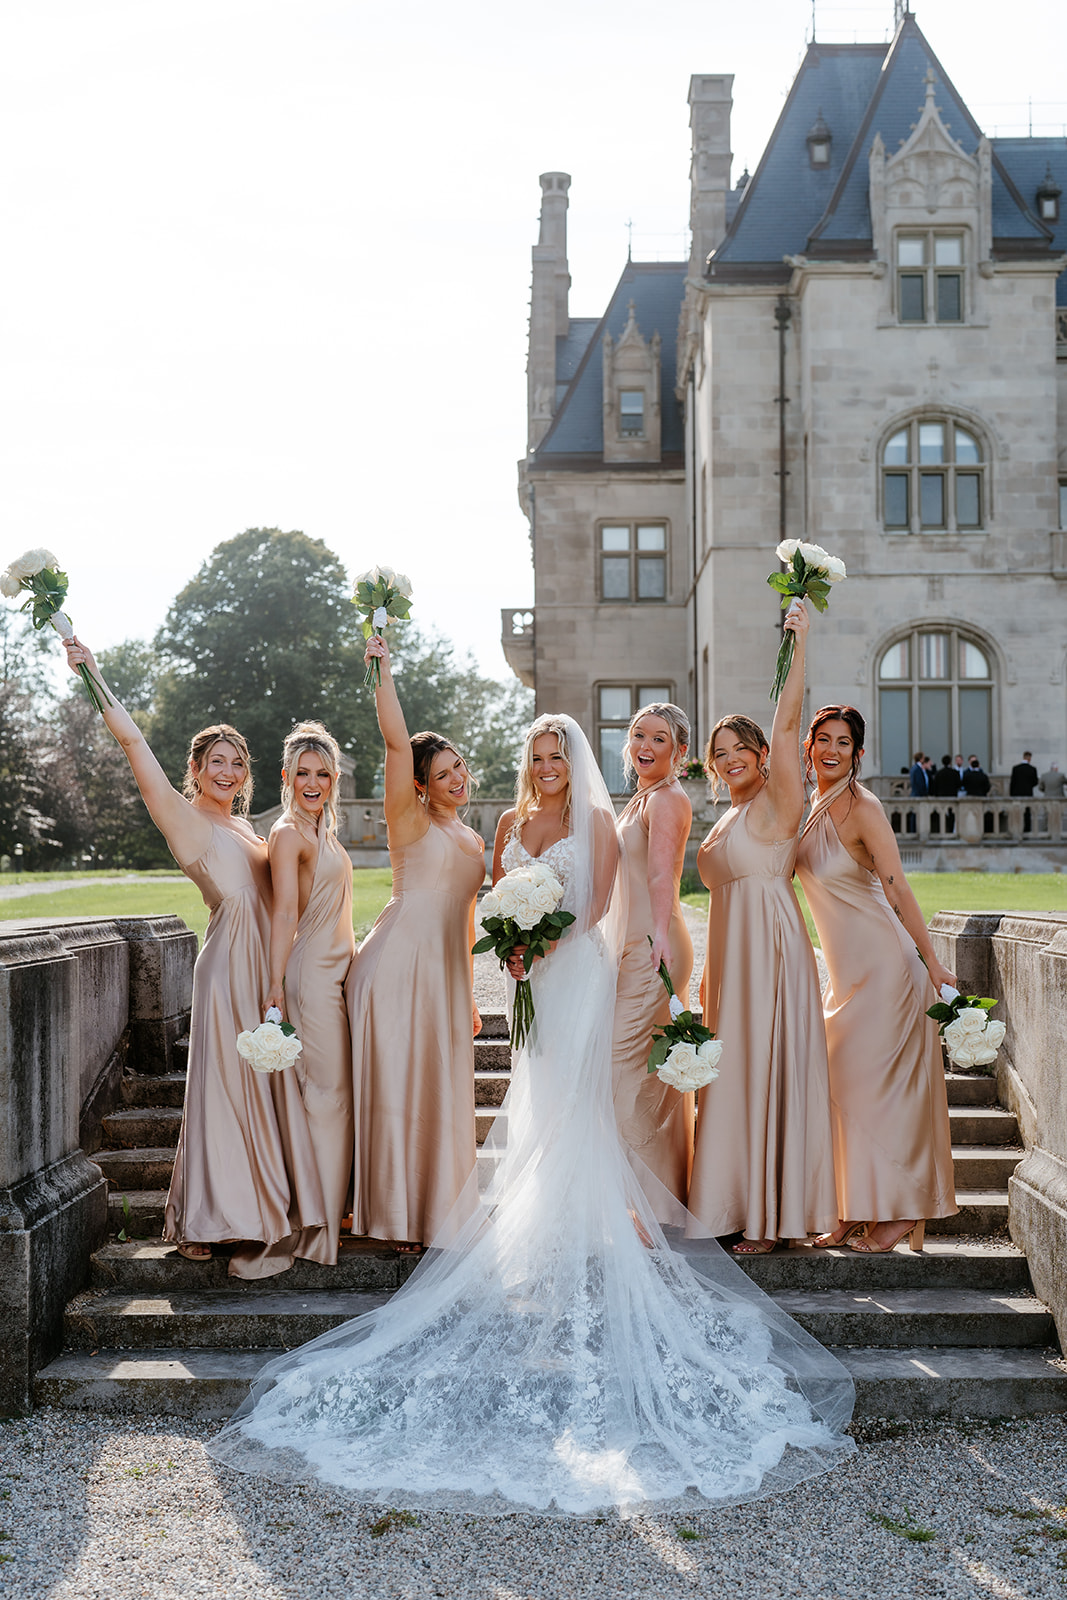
[533,261,686,465]
[809,14,1049,251]
[709,13,1051,279]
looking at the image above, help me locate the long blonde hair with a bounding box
[183,725,254,815]
[280,720,342,832]
[513,715,573,830]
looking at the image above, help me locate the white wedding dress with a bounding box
[209,719,855,1515]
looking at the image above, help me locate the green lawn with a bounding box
[0,868,395,948]
[683,871,1066,948]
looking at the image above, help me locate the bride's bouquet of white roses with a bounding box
[766,539,847,701]
[1,547,112,712]
[473,863,576,1049]
[926,985,1006,1071]
[351,564,413,688]
[646,941,724,1091]
[236,1007,303,1074]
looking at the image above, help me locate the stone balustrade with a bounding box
[0,915,194,1413]
[930,911,1067,1349]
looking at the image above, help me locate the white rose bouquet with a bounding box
[1,547,112,713]
[646,943,725,1091]
[766,539,847,701]
[351,563,413,687]
[236,1007,303,1074]
[926,985,1006,1071]
[472,863,576,1049]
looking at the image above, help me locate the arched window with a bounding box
[878,628,994,775]
[882,417,985,533]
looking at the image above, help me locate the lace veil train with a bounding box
[209,715,855,1514]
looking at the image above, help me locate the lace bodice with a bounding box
[501,826,576,895]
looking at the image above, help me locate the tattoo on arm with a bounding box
[887,873,895,884]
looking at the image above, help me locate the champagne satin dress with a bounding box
[687,801,837,1242]
[795,792,957,1225]
[611,785,694,1205]
[345,821,484,1245]
[275,813,356,1265]
[163,822,327,1279]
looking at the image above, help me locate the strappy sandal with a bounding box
[849,1220,925,1254]
[175,1241,212,1261]
[731,1238,779,1256]
[812,1222,866,1249]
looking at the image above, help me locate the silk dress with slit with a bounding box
[163,821,327,1279]
[795,788,957,1225]
[687,801,837,1242]
[273,811,356,1267]
[345,820,484,1245]
[611,783,695,1207]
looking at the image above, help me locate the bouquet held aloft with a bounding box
[766,539,846,701]
[352,564,413,687]
[1,548,111,712]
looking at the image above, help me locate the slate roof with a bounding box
[533,261,687,465]
[994,138,1067,304]
[710,13,1055,277]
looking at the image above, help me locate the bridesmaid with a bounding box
[687,601,837,1253]
[62,635,325,1276]
[796,705,958,1253]
[265,721,355,1268]
[345,634,484,1252]
[611,703,695,1207]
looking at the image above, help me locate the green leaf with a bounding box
[279,1021,297,1038]
[926,1003,954,1024]
[792,550,805,578]
[767,573,796,595]
[647,1037,670,1072]
[968,995,998,1011]
[807,592,830,613]
[471,935,496,954]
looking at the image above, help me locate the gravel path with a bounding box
[0,875,184,902]
[0,1411,1063,1598]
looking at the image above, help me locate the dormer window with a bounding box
[1037,164,1061,224]
[806,109,831,168]
[619,390,645,438]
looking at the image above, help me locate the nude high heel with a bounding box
[849,1219,925,1255]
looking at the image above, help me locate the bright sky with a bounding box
[3,0,1062,679]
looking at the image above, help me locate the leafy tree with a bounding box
[150,528,377,802]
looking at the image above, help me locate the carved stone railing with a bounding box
[883,796,1066,847]
[1056,305,1067,352]
[0,915,194,1413]
[500,608,535,689]
[930,912,1067,1349]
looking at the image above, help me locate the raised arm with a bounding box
[853,796,958,994]
[759,599,809,838]
[266,823,305,1017]
[644,784,691,972]
[365,634,424,848]
[62,634,212,866]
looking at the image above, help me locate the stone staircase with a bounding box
[35,1015,1067,1420]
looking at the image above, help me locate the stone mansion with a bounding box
[503,10,1067,793]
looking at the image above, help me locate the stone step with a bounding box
[692,1238,1031,1293]
[473,1039,512,1070]
[95,1147,176,1190]
[64,1289,389,1351]
[840,1345,1067,1420]
[476,1012,509,1040]
[948,1105,1019,1145]
[121,1073,187,1109]
[944,1072,998,1107]
[92,1241,420,1294]
[108,1190,168,1237]
[771,1288,1054,1349]
[34,1343,1067,1422]
[475,1108,506,1146]
[926,1191,1009,1234]
[64,1283,1052,1355]
[951,1145,1023,1190]
[102,1107,183,1150]
[474,1070,510,1107]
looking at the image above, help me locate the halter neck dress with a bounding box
[795,781,957,1225]
[345,819,484,1246]
[687,800,837,1242]
[163,821,327,1278]
[611,780,694,1207]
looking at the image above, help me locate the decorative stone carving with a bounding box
[602,301,662,465]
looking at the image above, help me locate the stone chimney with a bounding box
[688,76,733,273]
[528,172,571,451]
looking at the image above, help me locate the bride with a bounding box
[209,715,856,1514]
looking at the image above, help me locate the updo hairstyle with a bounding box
[622,702,691,781]
[280,720,342,831]
[182,724,254,815]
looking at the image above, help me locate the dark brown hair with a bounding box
[182,724,254,815]
[409,730,477,807]
[704,713,768,795]
[804,704,866,791]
